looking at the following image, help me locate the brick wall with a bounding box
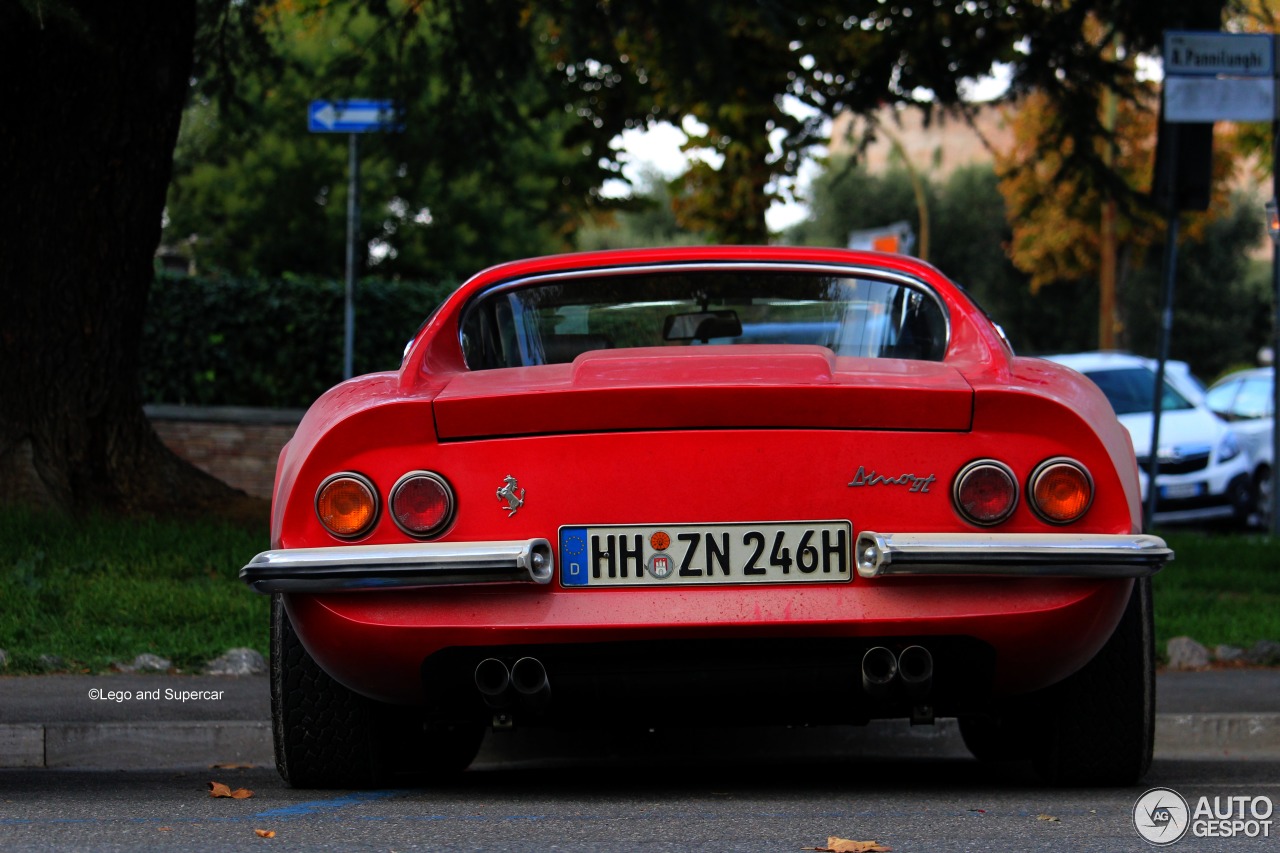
[146,405,304,500]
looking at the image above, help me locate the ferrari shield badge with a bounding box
[496,475,525,517]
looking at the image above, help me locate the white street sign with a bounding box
[1164,31,1274,77]
[1164,75,1276,123]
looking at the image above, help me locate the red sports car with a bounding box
[242,246,1171,788]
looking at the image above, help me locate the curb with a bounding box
[1,722,271,770]
[1155,712,1280,759]
[4,714,1280,771]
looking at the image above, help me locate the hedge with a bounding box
[141,273,457,409]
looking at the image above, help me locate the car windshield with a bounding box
[1085,367,1195,416]
[459,269,948,370]
[1208,376,1273,420]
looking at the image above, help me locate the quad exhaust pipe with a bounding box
[475,657,512,708]
[897,645,933,699]
[861,646,898,697]
[474,656,552,710]
[860,645,933,698]
[510,657,551,707]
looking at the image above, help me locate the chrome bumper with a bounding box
[240,539,555,593]
[855,531,1172,579]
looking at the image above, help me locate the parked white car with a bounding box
[1044,352,1253,525]
[1206,366,1274,525]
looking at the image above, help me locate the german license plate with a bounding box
[559,521,852,587]
[1159,482,1206,500]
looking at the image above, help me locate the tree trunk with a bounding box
[0,1,259,521]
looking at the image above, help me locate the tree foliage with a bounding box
[166,2,611,279]
[533,0,1234,241]
[787,157,1268,373]
[995,88,1176,294]
[2,0,1259,517]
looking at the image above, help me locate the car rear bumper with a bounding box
[243,532,1169,593]
[854,531,1171,578]
[240,539,555,593]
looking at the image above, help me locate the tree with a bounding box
[0,0,1244,517]
[0,1,252,517]
[166,2,610,280]
[1123,193,1270,381]
[539,0,1233,241]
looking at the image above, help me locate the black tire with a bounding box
[959,578,1153,786]
[1028,577,1154,786]
[1254,465,1273,530]
[958,710,1034,763]
[271,594,484,788]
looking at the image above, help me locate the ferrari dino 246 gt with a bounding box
[242,246,1171,788]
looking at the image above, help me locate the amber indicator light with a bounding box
[1031,460,1093,524]
[316,475,377,538]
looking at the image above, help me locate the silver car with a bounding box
[1206,366,1274,526]
[1045,352,1253,526]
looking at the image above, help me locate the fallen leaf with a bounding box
[1036,814,1060,822]
[254,828,276,838]
[208,781,254,799]
[158,827,172,832]
[803,839,892,853]
[211,762,256,770]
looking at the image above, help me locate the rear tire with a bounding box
[960,578,1154,786]
[270,595,484,788]
[1029,577,1154,786]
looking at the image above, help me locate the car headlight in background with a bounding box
[1218,431,1242,463]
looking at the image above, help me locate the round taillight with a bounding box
[954,460,1018,526]
[390,471,455,538]
[315,473,378,538]
[1030,458,1094,524]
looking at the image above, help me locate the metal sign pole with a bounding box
[1146,125,1179,531]
[344,132,360,380]
[307,99,398,382]
[1271,105,1280,536]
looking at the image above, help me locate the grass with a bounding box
[0,512,1274,674]
[1153,529,1280,656]
[0,508,269,674]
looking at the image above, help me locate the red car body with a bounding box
[243,246,1170,787]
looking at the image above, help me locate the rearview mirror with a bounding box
[663,310,743,342]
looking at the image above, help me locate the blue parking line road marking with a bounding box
[254,790,399,818]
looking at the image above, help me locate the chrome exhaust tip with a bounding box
[897,645,934,698]
[474,657,512,708]
[510,656,551,707]
[861,646,899,697]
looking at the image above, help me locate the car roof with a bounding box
[1043,351,1158,372]
[1209,366,1274,387]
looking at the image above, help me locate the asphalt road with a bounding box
[2,670,1278,850]
[1,756,1276,851]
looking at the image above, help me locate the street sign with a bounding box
[1163,31,1277,124]
[308,99,400,134]
[1164,31,1274,77]
[1165,76,1276,123]
[306,99,403,379]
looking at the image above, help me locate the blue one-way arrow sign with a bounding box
[308,99,401,133]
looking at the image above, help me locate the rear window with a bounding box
[459,269,948,370]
